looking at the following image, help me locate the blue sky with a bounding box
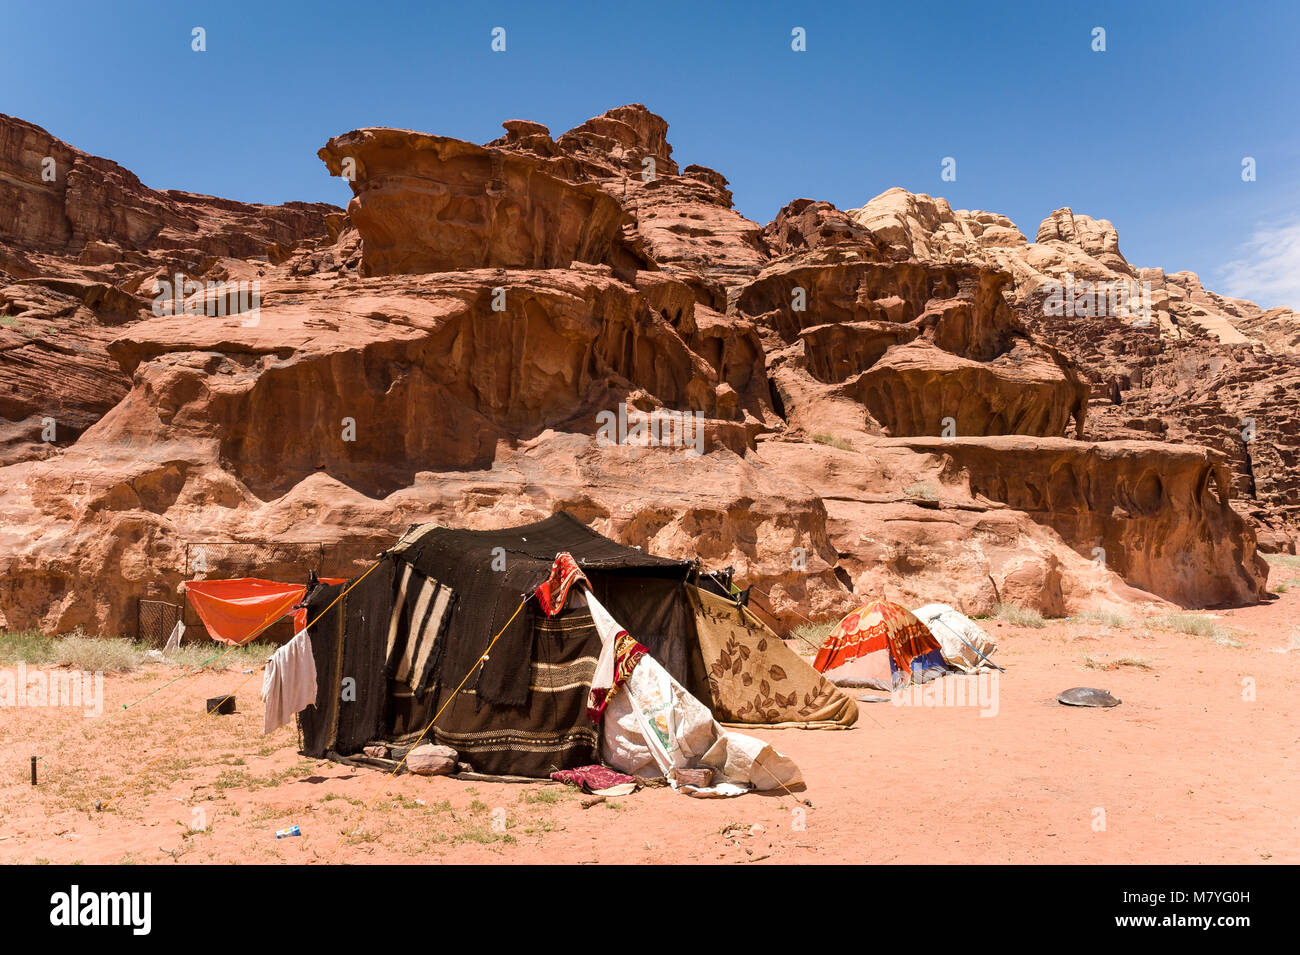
[5,0,1298,306]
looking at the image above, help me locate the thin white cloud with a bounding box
[1218,218,1300,310]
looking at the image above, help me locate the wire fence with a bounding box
[136,599,182,649]
[184,541,324,580]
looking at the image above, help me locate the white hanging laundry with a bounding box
[261,630,317,734]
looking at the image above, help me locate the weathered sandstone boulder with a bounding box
[406,744,457,776]
[318,129,648,276]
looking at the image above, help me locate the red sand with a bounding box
[3,592,1297,864]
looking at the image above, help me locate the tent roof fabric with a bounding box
[391,512,690,574]
[389,512,692,709]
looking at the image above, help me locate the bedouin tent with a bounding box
[298,512,855,779]
[813,599,947,690]
[912,603,1001,673]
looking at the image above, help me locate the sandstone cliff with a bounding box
[0,107,1275,641]
[845,187,1299,548]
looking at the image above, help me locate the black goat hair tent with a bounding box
[300,513,702,777]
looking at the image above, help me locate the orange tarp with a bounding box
[184,578,306,646]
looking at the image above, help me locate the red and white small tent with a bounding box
[812,599,947,689]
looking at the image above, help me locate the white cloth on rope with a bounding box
[584,588,623,716]
[261,629,317,734]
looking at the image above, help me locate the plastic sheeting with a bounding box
[587,589,803,797]
[183,578,306,646]
[601,654,803,796]
[912,603,999,673]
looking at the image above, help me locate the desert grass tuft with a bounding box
[1084,655,1153,671]
[1071,609,1132,629]
[0,629,272,673]
[903,481,939,500]
[789,619,839,654]
[993,603,1046,629]
[811,433,855,452]
[0,629,57,665]
[1145,612,1241,647]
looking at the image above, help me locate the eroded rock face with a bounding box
[735,253,1088,440]
[107,268,771,499]
[489,105,770,304]
[888,436,1266,607]
[0,412,842,639]
[620,176,769,288]
[0,114,343,468]
[0,278,140,461]
[318,129,647,276]
[1035,209,1131,274]
[0,113,338,264]
[849,188,1030,267]
[0,104,1274,641]
[849,186,1299,347]
[755,439,1167,619]
[848,186,1300,550]
[763,199,888,259]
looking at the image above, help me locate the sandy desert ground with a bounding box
[2,588,1297,866]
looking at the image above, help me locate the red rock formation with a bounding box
[849,186,1300,550]
[754,438,1223,619]
[763,199,887,259]
[888,436,1266,607]
[318,128,647,276]
[0,113,338,264]
[108,267,770,500]
[0,105,1273,641]
[0,113,342,467]
[735,253,1089,440]
[490,105,770,303]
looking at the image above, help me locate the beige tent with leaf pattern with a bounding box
[687,586,858,729]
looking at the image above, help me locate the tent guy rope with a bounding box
[331,595,530,855]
